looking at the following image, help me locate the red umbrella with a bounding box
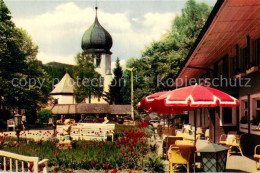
[137,84,239,112]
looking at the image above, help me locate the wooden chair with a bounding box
[168,146,190,173]
[254,145,260,170]
[7,119,15,131]
[0,150,48,173]
[226,135,243,156]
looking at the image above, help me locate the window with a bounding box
[244,101,248,117]
[223,55,229,78]
[222,107,232,124]
[220,107,236,126]
[256,39,260,65]
[240,47,248,72]
[256,100,260,121]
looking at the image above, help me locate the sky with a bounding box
[5,0,216,68]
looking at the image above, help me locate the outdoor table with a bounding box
[169,144,196,161]
[163,136,183,159]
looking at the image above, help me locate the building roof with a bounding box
[81,7,113,54]
[110,105,131,115]
[175,0,260,86]
[76,103,110,114]
[51,104,131,115]
[51,73,74,95]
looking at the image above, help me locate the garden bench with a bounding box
[56,123,115,141]
[0,150,48,173]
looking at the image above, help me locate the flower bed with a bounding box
[0,124,157,172]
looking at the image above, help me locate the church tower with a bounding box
[81,6,113,103]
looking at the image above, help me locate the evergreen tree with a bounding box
[104,57,123,104]
[73,52,103,103]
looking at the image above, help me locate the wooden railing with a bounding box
[0,150,48,173]
[56,123,115,141]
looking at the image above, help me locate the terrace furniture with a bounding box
[0,150,48,173]
[163,136,183,159]
[56,123,115,141]
[226,135,243,156]
[168,145,196,173]
[253,145,260,169]
[6,119,15,131]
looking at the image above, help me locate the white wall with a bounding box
[52,95,75,104]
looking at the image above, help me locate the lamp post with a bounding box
[14,114,22,143]
[126,67,134,121]
[52,115,57,136]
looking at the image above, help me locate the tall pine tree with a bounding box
[104,57,124,104]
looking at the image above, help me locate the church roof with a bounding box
[81,7,113,54]
[51,73,74,95]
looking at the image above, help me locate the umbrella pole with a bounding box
[193,109,197,173]
[194,109,196,145]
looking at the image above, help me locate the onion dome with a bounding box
[81,7,113,54]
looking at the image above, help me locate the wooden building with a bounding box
[175,0,260,142]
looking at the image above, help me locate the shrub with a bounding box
[144,153,164,173]
[37,109,52,124]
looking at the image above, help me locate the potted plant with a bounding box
[246,62,259,75]
[240,116,248,129]
[234,68,245,79]
[250,116,260,130]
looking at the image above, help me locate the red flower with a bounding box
[97,151,101,154]
[16,144,19,147]
[125,157,128,160]
[67,171,72,173]
[140,149,144,152]
[41,163,45,167]
[98,144,102,148]
[116,145,120,149]
[128,171,132,173]
[69,156,72,159]
[128,148,133,152]
[111,169,117,173]
[90,161,95,166]
[54,167,58,171]
[122,151,125,156]
[105,170,109,173]
[55,153,60,157]
[35,149,38,152]
[56,147,59,150]
[132,151,136,155]
[103,163,108,168]
[79,145,82,148]
[68,146,71,150]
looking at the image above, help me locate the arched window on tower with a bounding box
[96,54,101,68]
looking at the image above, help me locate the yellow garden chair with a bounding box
[226,135,243,156]
[168,146,190,173]
[253,145,260,169]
